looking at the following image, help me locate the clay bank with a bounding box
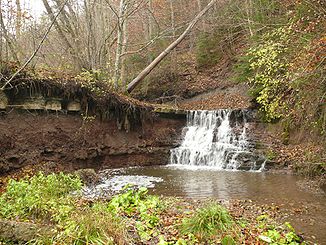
[0,70,186,175]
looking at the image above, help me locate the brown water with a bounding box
[98,166,326,243]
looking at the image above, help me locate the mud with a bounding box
[0,110,184,175]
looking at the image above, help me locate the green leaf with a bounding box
[259,235,272,243]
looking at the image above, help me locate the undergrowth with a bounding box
[256,215,304,245]
[233,0,325,139]
[0,172,306,244]
[108,186,164,242]
[0,173,127,244]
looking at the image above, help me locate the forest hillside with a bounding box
[1,0,324,172]
[0,0,325,244]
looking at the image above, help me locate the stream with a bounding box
[84,109,325,243]
[85,166,326,243]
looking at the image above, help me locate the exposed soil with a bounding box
[0,110,184,178]
[177,83,251,110]
[253,122,325,168]
[137,53,252,110]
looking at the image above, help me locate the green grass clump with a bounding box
[0,172,82,221]
[0,172,128,244]
[54,203,127,245]
[180,203,234,241]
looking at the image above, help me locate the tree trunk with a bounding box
[114,0,127,89]
[120,13,128,91]
[42,0,84,70]
[0,0,20,64]
[245,0,253,36]
[84,0,97,69]
[15,0,22,38]
[127,0,217,93]
[169,0,176,38]
[147,0,154,63]
[0,0,3,62]
[197,0,202,11]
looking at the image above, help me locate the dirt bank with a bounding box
[0,110,184,176]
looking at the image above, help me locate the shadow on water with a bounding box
[95,165,326,243]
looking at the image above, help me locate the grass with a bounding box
[54,204,127,245]
[0,172,306,244]
[0,173,128,244]
[180,203,235,242]
[0,172,82,221]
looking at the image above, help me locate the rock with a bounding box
[0,220,53,242]
[226,151,266,171]
[22,97,46,110]
[45,99,62,111]
[0,91,8,109]
[67,100,81,112]
[154,107,187,115]
[75,168,100,186]
[154,107,187,119]
[0,158,10,173]
[320,180,326,193]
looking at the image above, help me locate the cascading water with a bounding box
[170,109,265,171]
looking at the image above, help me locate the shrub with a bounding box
[247,26,292,121]
[258,222,303,244]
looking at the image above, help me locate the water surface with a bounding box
[95,166,326,243]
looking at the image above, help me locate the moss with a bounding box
[265,149,278,161]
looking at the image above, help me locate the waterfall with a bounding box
[170,109,265,171]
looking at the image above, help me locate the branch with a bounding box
[0,1,20,64]
[127,0,217,93]
[0,0,69,91]
[120,23,188,57]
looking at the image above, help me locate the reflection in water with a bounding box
[115,166,312,201]
[179,170,250,200]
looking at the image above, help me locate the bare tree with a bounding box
[1,0,69,90]
[120,8,129,90]
[0,0,20,63]
[42,0,85,69]
[113,0,128,89]
[127,0,218,93]
[169,0,176,38]
[15,0,22,37]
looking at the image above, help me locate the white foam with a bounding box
[170,110,263,171]
[81,175,163,199]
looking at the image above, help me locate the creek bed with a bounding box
[86,165,326,244]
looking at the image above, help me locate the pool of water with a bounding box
[88,165,326,243]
